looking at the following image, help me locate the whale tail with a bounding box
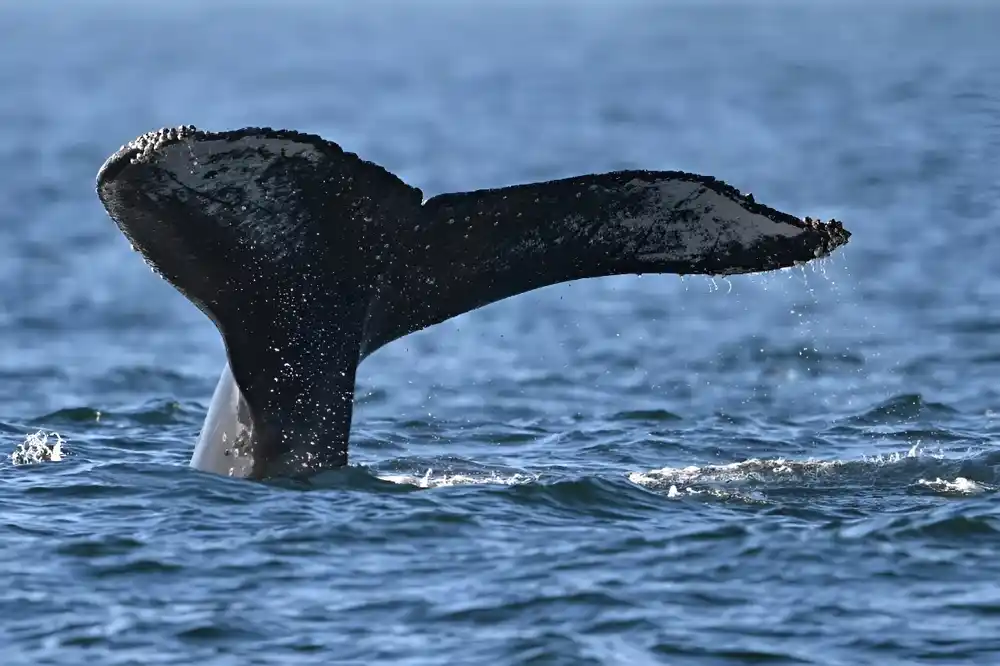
[97,126,849,478]
[365,168,849,357]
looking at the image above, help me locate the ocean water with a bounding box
[2,0,999,663]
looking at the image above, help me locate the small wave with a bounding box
[30,399,201,426]
[848,393,959,425]
[610,409,683,423]
[377,468,539,489]
[10,430,67,465]
[629,445,996,501]
[307,465,660,519]
[915,477,985,495]
[28,407,102,424]
[713,339,865,377]
[629,456,862,502]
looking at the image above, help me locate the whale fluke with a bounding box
[96,126,850,479]
[364,169,847,356]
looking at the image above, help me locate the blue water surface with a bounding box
[2,1,1000,664]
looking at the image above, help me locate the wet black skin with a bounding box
[97,126,850,480]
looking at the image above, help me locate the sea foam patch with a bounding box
[10,431,66,465]
[378,468,539,489]
[629,448,994,500]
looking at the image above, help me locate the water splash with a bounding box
[11,431,67,465]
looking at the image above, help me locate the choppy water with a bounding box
[2,1,1000,663]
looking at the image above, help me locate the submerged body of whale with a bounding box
[96,126,850,480]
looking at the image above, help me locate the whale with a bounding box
[96,126,850,480]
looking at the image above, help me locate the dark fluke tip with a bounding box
[800,216,850,260]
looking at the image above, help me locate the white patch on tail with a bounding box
[621,177,804,262]
[147,136,325,260]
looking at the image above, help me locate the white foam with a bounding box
[630,449,992,500]
[629,457,844,489]
[916,477,984,495]
[10,431,66,465]
[378,468,538,489]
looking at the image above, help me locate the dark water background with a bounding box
[2,1,1000,663]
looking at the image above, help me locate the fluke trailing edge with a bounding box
[96,126,850,480]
